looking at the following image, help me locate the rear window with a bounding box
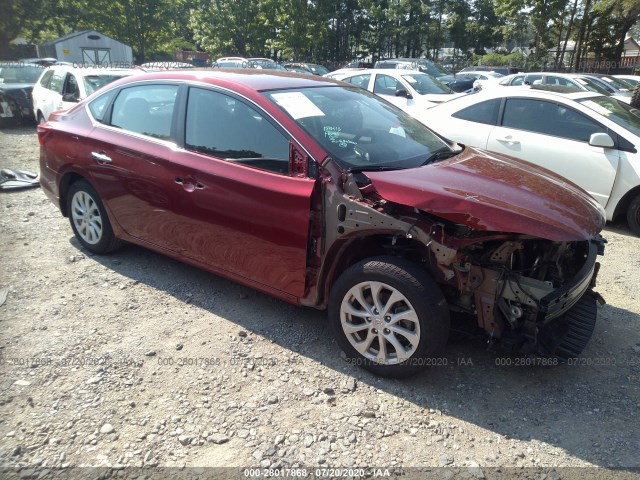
[83,74,127,95]
[452,99,501,125]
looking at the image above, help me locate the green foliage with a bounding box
[473,50,527,67]
[6,0,639,68]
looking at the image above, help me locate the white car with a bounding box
[32,66,139,123]
[614,75,639,87]
[496,72,631,104]
[330,69,465,122]
[454,70,504,90]
[214,57,249,68]
[420,87,640,235]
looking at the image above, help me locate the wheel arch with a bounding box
[58,171,88,217]
[611,184,640,223]
[316,233,430,308]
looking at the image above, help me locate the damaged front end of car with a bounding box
[314,149,606,360]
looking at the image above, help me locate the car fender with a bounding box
[606,150,640,220]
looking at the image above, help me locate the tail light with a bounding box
[37,123,51,146]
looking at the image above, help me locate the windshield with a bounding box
[601,76,632,91]
[574,77,611,95]
[579,96,640,137]
[0,65,44,84]
[416,61,449,77]
[309,64,330,75]
[83,74,128,95]
[264,86,451,171]
[401,73,451,94]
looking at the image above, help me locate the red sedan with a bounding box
[39,70,606,377]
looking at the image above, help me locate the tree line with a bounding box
[3,0,639,70]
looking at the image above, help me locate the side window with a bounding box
[39,70,53,88]
[510,76,525,86]
[63,74,79,98]
[553,105,605,142]
[185,87,290,175]
[524,74,542,85]
[452,99,500,125]
[48,70,66,94]
[345,74,371,89]
[502,99,604,141]
[502,99,550,133]
[110,85,178,139]
[373,74,401,95]
[88,90,116,123]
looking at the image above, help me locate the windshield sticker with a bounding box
[404,76,417,84]
[271,92,325,119]
[581,100,611,117]
[389,125,406,137]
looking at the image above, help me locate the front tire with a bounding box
[626,192,640,237]
[67,179,123,254]
[328,256,450,378]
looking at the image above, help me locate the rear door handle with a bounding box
[175,177,204,191]
[91,151,112,163]
[495,136,520,144]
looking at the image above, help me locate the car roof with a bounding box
[457,70,502,75]
[44,65,140,76]
[107,69,340,92]
[341,68,426,76]
[438,85,603,106]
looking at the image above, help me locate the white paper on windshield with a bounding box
[581,100,611,117]
[404,75,418,84]
[389,125,406,137]
[271,92,325,119]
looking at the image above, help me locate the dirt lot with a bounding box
[0,125,639,479]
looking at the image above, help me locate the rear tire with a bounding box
[328,256,450,378]
[67,179,123,254]
[626,193,640,237]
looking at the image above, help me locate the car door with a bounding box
[372,73,407,108]
[442,98,501,147]
[42,69,66,120]
[486,98,619,207]
[172,86,315,298]
[81,83,187,249]
[61,72,80,111]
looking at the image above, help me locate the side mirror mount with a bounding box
[290,142,311,178]
[62,93,79,102]
[395,88,412,99]
[589,132,614,148]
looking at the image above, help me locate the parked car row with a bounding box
[491,71,635,103]
[327,68,465,122]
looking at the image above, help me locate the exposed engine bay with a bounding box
[314,168,606,359]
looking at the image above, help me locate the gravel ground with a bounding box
[0,125,639,480]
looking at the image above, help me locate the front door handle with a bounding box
[91,151,112,163]
[495,136,520,145]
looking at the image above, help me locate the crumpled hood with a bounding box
[365,147,605,241]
